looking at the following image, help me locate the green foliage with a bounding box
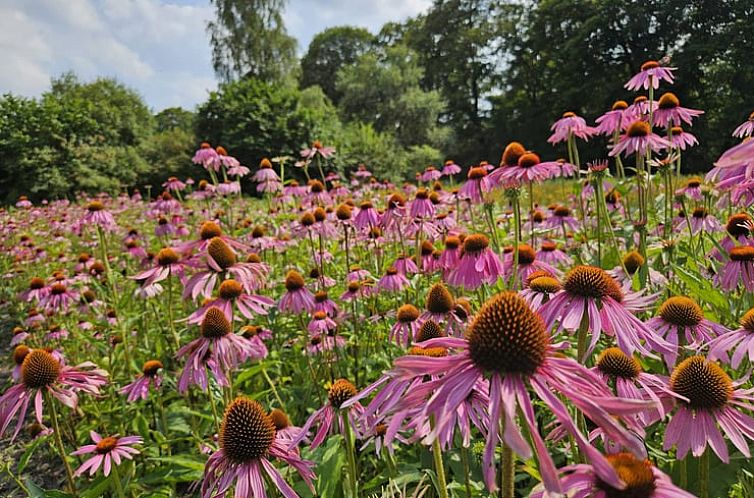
[195,78,330,169]
[207,0,297,83]
[300,26,375,104]
[0,74,156,202]
[336,45,449,149]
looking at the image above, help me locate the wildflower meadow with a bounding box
[4,33,754,498]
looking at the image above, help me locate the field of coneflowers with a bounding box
[3,61,754,498]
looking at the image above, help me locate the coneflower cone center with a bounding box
[730,246,754,262]
[529,276,562,294]
[658,296,703,327]
[269,409,290,430]
[595,453,656,498]
[597,348,641,379]
[157,248,179,266]
[564,265,623,301]
[208,237,236,269]
[623,251,645,275]
[142,360,163,377]
[426,283,454,314]
[516,244,536,265]
[201,307,232,338]
[328,379,357,408]
[95,437,119,454]
[467,292,547,375]
[416,320,444,342]
[22,349,61,388]
[200,221,223,240]
[627,121,650,138]
[397,304,420,323]
[740,308,754,333]
[463,234,489,254]
[726,214,751,237]
[409,346,448,357]
[670,356,732,410]
[220,398,276,462]
[219,279,244,300]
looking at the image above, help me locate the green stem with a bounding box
[699,449,709,498]
[48,393,78,496]
[431,436,450,498]
[111,463,127,498]
[341,411,359,498]
[460,446,473,498]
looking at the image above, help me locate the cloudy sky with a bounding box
[1,0,430,111]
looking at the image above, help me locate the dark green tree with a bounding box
[336,45,449,149]
[207,0,297,83]
[300,26,375,104]
[195,78,338,169]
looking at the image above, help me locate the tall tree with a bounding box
[207,0,297,83]
[300,26,375,104]
[336,45,448,149]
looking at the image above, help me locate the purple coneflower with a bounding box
[289,379,363,449]
[202,398,315,498]
[609,121,670,157]
[652,92,703,128]
[537,240,572,266]
[119,360,163,402]
[625,60,676,91]
[674,177,703,201]
[530,452,694,498]
[392,292,653,494]
[733,111,754,138]
[278,270,316,314]
[595,100,629,136]
[378,267,410,293]
[72,432,142,477]
[163,176,186,192]
[0,349,107,439]
[664,356,754,462]
[539,265,671,359]
[441,160,461,176]
[709,308,754,368]
[252,158,283,193]
[503,244,559,283]
[716,246,754,292]
[647,296,729,367]
[447,234,504,290]
[548,111,596,144]
[669,126,698,150]
[390,304,421,347]
[130,247,184,286]
[458,166,493,204]
[176,307,257,393]
[301,140,335,160]
[82,200,117,231]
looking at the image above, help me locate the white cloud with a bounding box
[1,0,430,110]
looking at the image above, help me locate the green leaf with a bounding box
[315,435,346,498]
[18,436,45,474]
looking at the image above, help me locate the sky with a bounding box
[1,0,431,111]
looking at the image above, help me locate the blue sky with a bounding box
[1,0,430,111]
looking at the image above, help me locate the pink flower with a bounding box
[625,60,676,91]
[119,360,163,402]
[278,271,316,314]
[733,111,754,138]
[377,267,410,293]
[447,234,504,290]
[539,266,673,360]
[669,126,698,150]
[458,166,494,204]
[716,246,754,292]
[130,247,185,286]
[82,200,117,231]
[594,101,630,135]
[176,307,258,393]
[441,160,461,176]
[547,111,596,144]
[72,432,142,477]
[0,350,107,440]
[390,293,653,494]
[300,140,335,160]
[709,307,754,368]
[202,398,315,498]
[609,121,670,157]
[664,356,754,462]
[530,452,694,498]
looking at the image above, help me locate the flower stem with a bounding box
[431,436,450,498]
[111,463,127,498]
[460,446,473,498]
[499,417,515,498]
[341,411,359,498]
[47,393,77,496]
[699,449,709,498]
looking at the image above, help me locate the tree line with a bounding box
[1,0,752,202]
